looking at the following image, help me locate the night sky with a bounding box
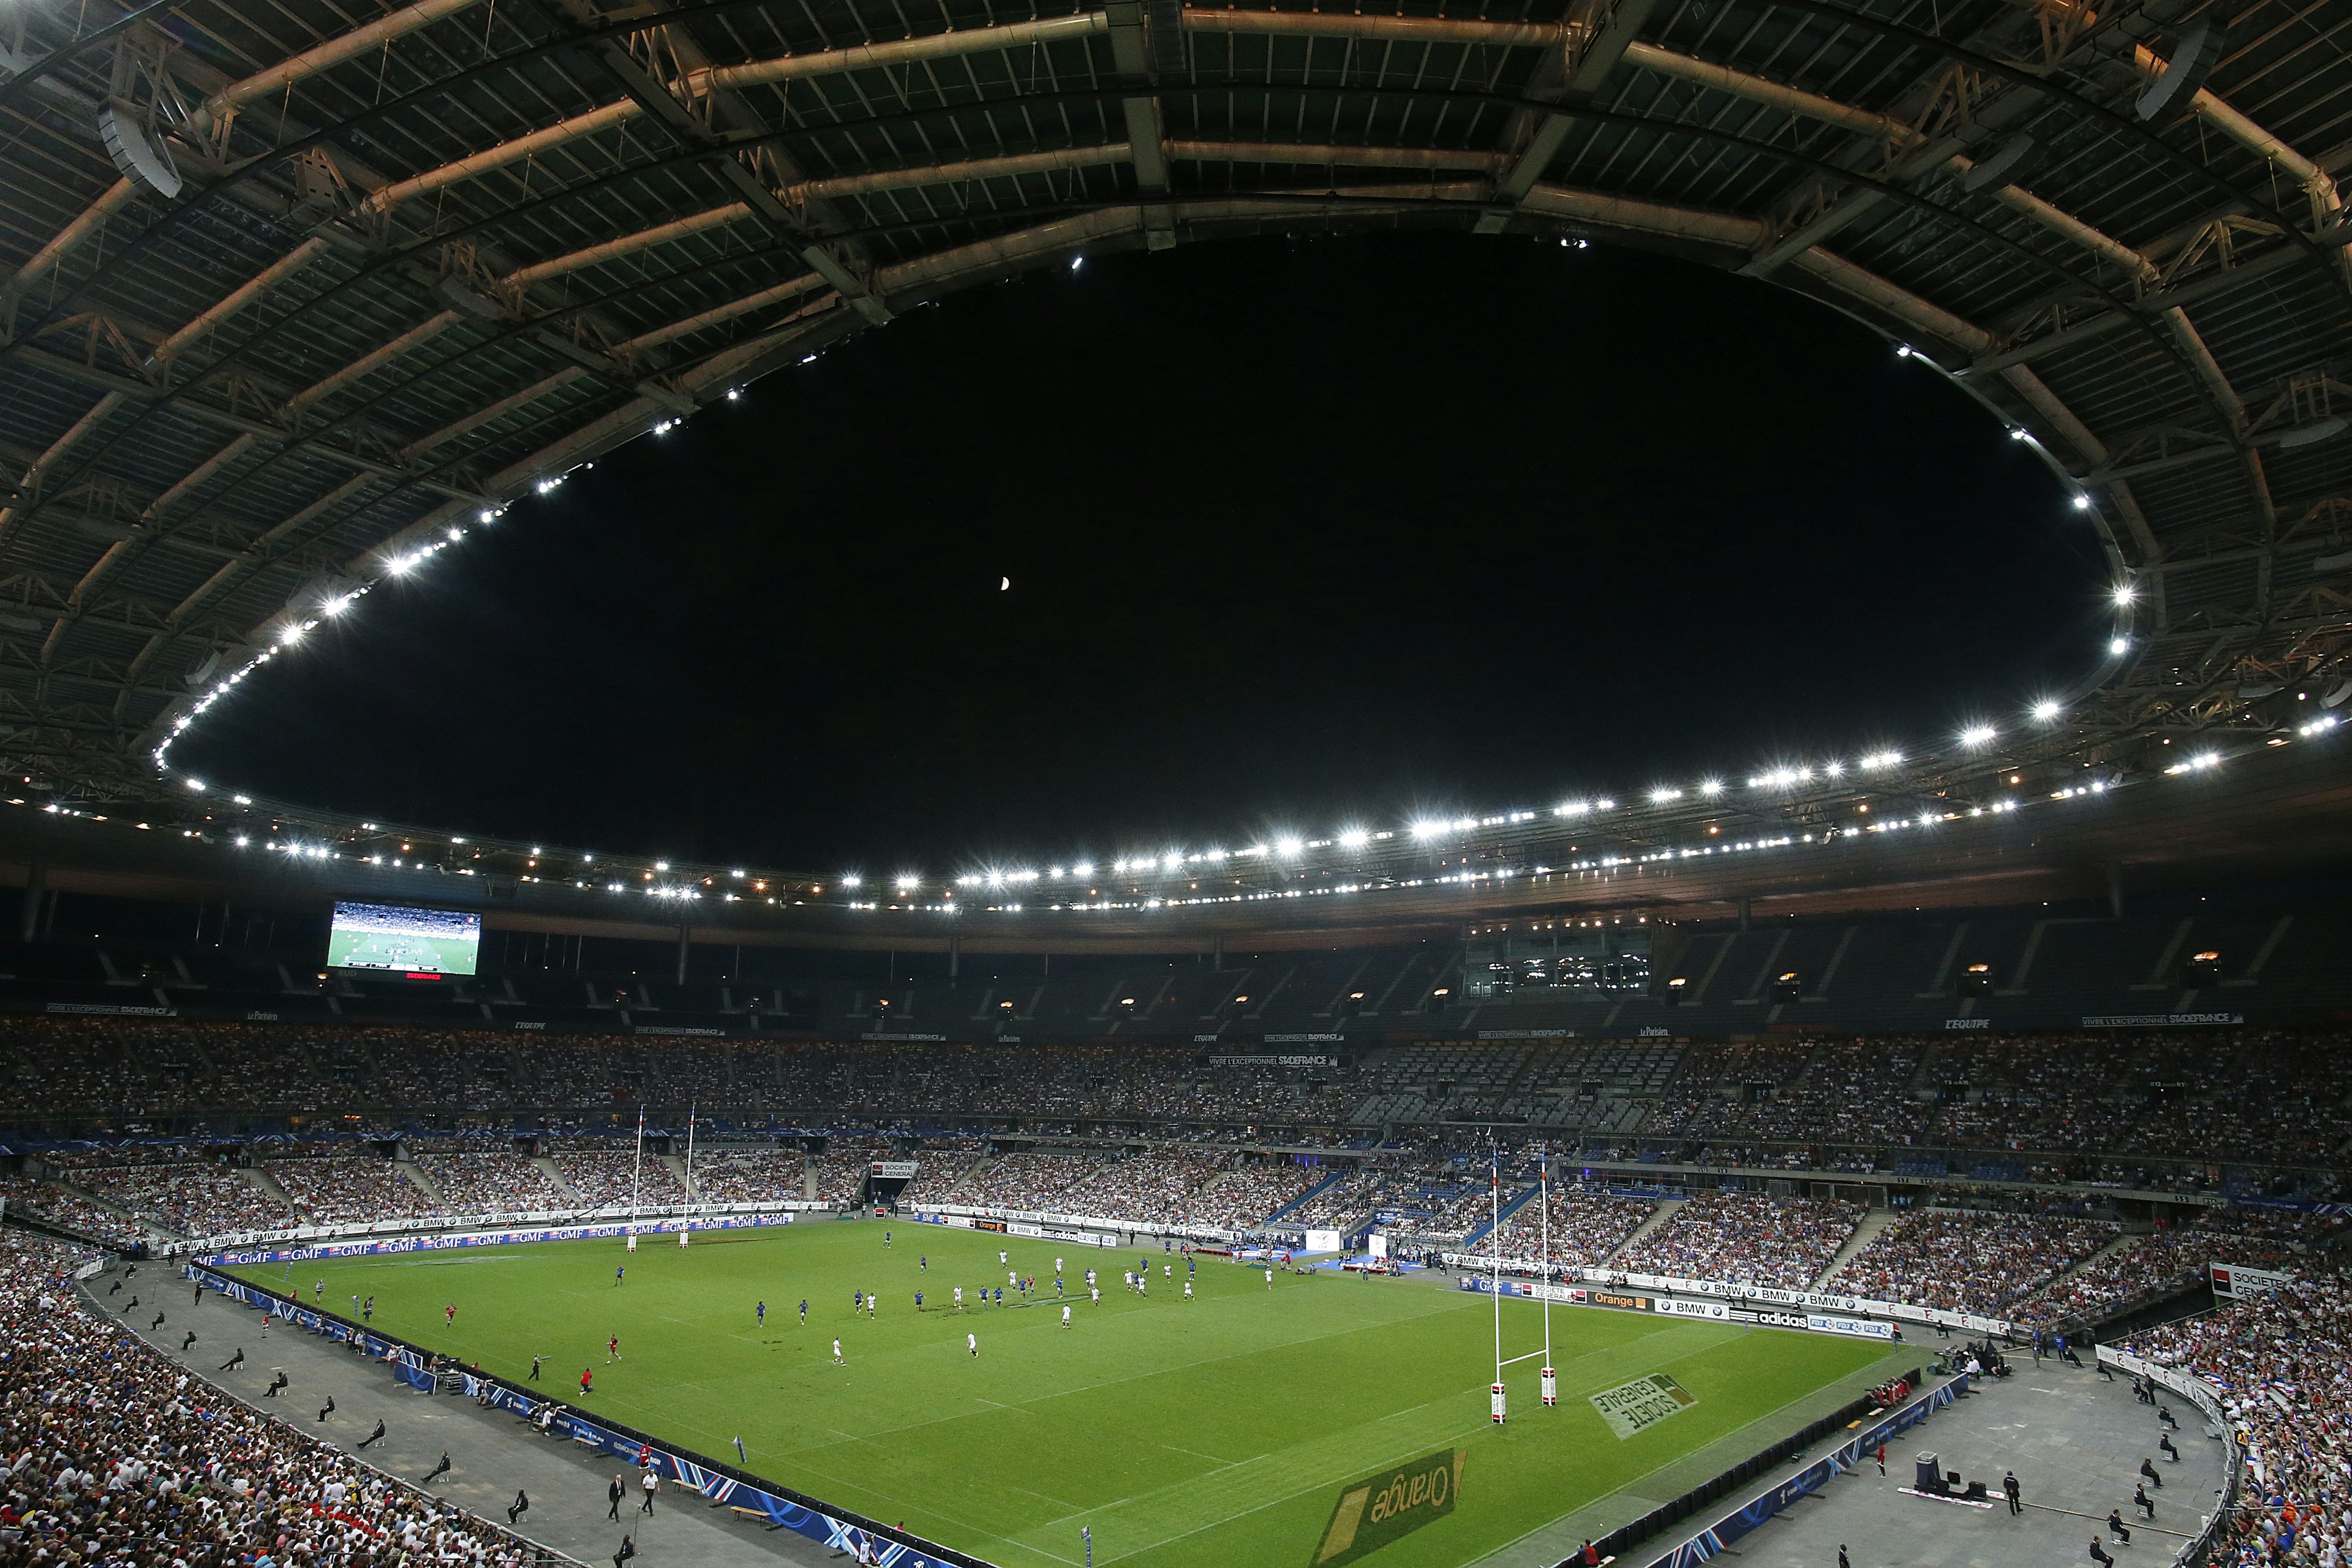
[181,232,2108,875]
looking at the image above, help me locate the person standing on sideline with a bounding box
[639,1469,658,1513]
[1875,1444,1887,1476]
[358,1419,386,1450]
[607,1476,625,1521]
[2004,1471,2022,1515]
[508,1489,529,1525]
[1839,1546,1851,1568]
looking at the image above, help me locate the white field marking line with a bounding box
[723,1297,1477,1453]
[606,1295,1724,1471]
[770,1452,1088,1565]
[1043,1322,1888,1564]
[1158,1443,1247,1465]
[1460,1346,1913,1568]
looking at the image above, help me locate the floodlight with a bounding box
[1960,725,1997,747]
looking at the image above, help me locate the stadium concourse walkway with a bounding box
[89,1261,832,1568]
[1715,1356,2228,1568]
[1466,1341,2227,1568]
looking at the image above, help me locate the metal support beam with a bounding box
[1474,0,1657,235]
[1106,0,1175,249]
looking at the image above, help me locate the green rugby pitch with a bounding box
[233,1222,1899,1568]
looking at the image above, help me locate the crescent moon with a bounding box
[1000,576,1010,590]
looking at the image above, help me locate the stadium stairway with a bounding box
[1602,1197,1683,1265]
[1261,1167,1351,1227]
[1461,1183,1543,1251]
[1812,1207,1901,1291]
[395,1159,444,1205]
[2039,1227,2148,1297]
[530,1156,575,1201]
[240,1164,296,1213]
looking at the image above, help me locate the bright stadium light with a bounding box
[1336,828,1370,849]
[840,873,863,888]
[2109,636,2132,656]
[1961,724,1997,747]
[1275,837,1304,858]
[2032,699,2062,722]
[2072,494,2094,511]
[2113,581,2137,605]
[1410,820,1444,840]
[896,873,921,891]
[1648,787,1681,804]
[1072,861,1095,878]
[1860,751,1903,771]
[1700,780,1724,797]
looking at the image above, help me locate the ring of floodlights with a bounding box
[4,0,2346,910]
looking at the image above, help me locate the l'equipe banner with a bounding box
[328,901,482,976]
[1313,1448,1463,1566]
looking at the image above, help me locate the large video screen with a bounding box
[327,902,482,976]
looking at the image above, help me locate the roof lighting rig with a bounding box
[56,680,2330,922]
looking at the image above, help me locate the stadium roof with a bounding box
[2,0,2349,878]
